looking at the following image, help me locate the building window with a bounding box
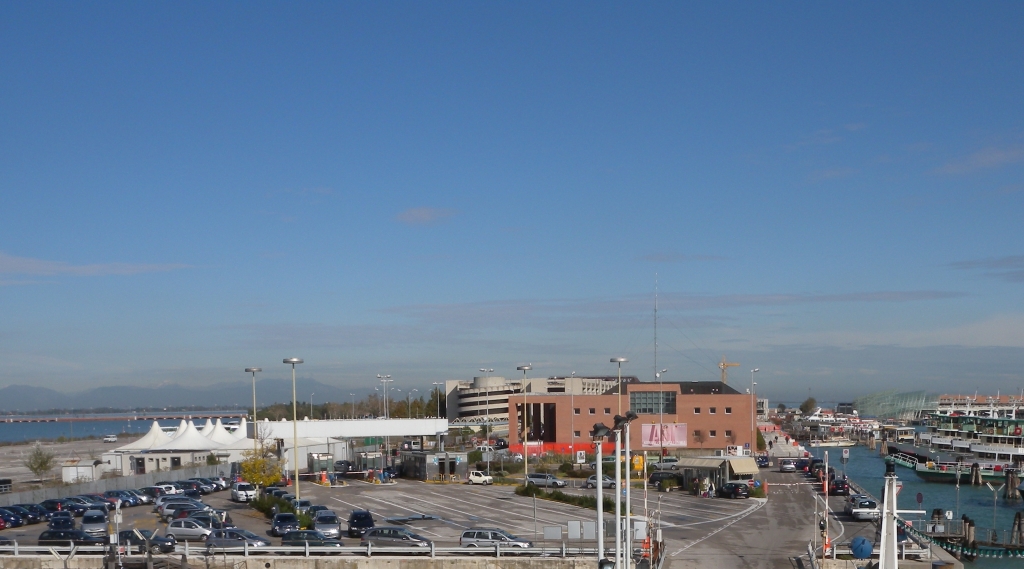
[604,408,611,415]
[725,430,732,438]
[710,430,717,437]
[574,408,581,415]
[573,430,581,438]
[694,407,701,414]
[693,429,702,438]
[710,407,716,414]
[589,408,596,415]
[725,407,732,414]
[629,391,677,414]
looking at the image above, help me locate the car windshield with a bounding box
[236,530,260,540]
[237,484,253,491]
[316,516,339,524]
[83,514,106,523]
[296,500,312,507]
[352,512,372,522]
[494,530,517,539]
[276,514,297,523]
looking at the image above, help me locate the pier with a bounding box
[1,410,247,423]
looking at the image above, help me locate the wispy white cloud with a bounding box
[637,253,725,263]
[395,207,457,226]
[938,145,1024,174]
[950,255,1024,283]
[807,168,857,183]
[0,251,190,276]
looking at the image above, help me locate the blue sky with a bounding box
[1,3,1022,403]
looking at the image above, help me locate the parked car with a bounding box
[69,496,112,512]
[103,434,118,443]
[716,482,751,499]
[779,459,797,473]
[585,475,615,489]
[651,457,680,470]
[360,527,431,547]
[48,517,76,530]
[5,505,41,524]
[189,478,219,492]
[291,499,313,515]
[14,503,52,521]
[205,528,270,551]
[281,530,342,548]
[188,512,229,530]
[0,508,24,528]
[794,458,810,472]
[270,513,301,537]
[231,483,257,502]
[209,477,231,491]
[41,499,89,516]
[128,489,153,504]
[333,460,353,474]
[79,510,109,537]
[647,471,681,490]
[460,528,532,548]
[467,471,493,485]
[165,518,214,541]
[347,510,375,537]
[138,487,166,501]
[117,529,176,554]
[38,530,105,547]
[308,505,330,518]
[313,513,342,539]
[525,473,566,488]
[104,490,140,506]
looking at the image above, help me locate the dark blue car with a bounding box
[0,509,24,528]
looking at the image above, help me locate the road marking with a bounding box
[670,498,767,555]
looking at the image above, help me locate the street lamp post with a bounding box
[656,369,667,457]
[570,371,576,456]
[517,364,532,485]
[283,358,303,500]
[349,393,356,419]
[750,369,759,454]
[591,423,612,564]
[610,358,628,416]
[377,374,393,418]
[244,368,262,455]
[619,412,637,569]
[431,382,443,418]
[310,393,315,418]
[407,388,418,418]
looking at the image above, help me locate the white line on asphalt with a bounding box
[670,498,767,555]
[329,495,448,537]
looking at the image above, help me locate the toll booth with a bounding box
[398,451,469,481]
[308,453,333,473]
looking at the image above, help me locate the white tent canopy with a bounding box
[198,418,215,436]
[153,421,220,451]
[170,419,189,439]
[233,418,248,440]
[115,421,170,451]
[206,419,237,446]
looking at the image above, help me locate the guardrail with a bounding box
[0,543,599,559]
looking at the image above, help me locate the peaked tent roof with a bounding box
[170,419,189,439]
[115,421,170,451]
[206,419,237,446]
[232,418,248,440]
[199,418,215,436]
[153,420,220,451]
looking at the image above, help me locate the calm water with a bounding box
[820,444,1022,568]
[0,419,181,443]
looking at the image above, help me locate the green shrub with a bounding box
[250,495,295,519]
[468,450,483,462]
[749,485,767,498]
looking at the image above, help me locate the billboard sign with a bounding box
[641,423,688,448]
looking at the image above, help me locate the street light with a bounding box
[612,412,638,569]
[517,364,532,485]
[283,357,303,500]
[349,393,356,419]
[610,358,628,416]
[750,369,759,454]
[479,368,494,442]
[244,368,262,455]
[310,392,315,418]
[570,371,576,456]
[591,422,613,564]
[406,388,418,418]
[432,381,444,451]
[377,374,393,418]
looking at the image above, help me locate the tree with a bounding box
[799,397,817,415]
[777,403,787,413]
[756,429,766,452]
[24,443,56,480]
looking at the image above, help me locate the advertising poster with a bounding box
[641,423,687,448]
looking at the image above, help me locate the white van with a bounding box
[103,434,118,443]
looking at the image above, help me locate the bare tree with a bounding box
[24,443,56,481]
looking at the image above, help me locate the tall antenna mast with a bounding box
[654,273,658,380]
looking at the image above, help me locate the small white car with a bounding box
[103,434,118,443]
[467,471,493,485]
[231,482,257,502]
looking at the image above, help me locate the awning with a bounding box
[728,457,760,476]
[671,458,726,470]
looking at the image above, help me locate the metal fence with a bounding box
[0,543,598,559]
[0,465,225,507]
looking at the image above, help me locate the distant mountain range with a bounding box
[0,379,381,413]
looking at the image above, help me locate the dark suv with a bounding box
[829,477,850,496]
[347,510,374,537]
[648,471,681,490]
[716,482,751,499]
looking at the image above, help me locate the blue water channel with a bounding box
[0,419,176,443]
[821,444,1022,568]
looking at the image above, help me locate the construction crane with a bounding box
[719,356,739,384]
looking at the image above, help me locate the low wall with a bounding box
[0,464,224,507]
[0,556,593,569]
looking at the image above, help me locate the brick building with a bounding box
[508,380,757,455]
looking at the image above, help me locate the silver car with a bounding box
[166,518,214,541]
[460,528,532,548]
[313,513,342,539]
[360,527,431,547]
[779,459,797,473]
[80,510,109,538]
[584,475,615,489]
[206,529,270,551]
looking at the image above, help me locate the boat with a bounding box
[809,438,857,447]
[912,460,1006,483]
